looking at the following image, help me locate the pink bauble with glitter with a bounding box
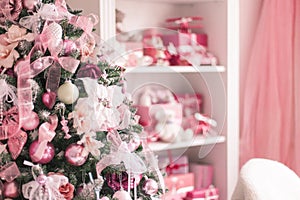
[3,181,19,198]
[142,179,158,195]
[112,190,132,200]
[29,140,55,164]
[65,144,88,166]
[63,40,77,56]
[22,111,40,131]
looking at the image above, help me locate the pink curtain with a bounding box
[240,0,300,174]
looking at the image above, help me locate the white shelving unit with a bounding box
[148,135,226,152]
[125,66,226,73]
[82,0,240,199]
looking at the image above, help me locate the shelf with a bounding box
[123,0,223,4]
[148,135,226,152]
[125,66,225,73]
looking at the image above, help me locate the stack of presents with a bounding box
[116,13,218,67]
[160,154,219,200]
[132,85,220,199]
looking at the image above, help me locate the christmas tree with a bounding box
[0,0,164,199]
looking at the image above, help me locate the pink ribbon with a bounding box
[0,106,20,140]
[0,0,22,22]
[96,130,147,176]
[31,115,58,162]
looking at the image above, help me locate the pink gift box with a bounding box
[163,173,195,199]
[175,93,203,117]
[161,33,208,48]
[184,185,219,200]
[159,155,189,175]
[189,163,214,190]
[135,103,183,141]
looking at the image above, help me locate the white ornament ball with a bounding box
[57,81,79,104]
[112,190,132,200]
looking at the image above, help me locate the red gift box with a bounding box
[163,173,195,199]
[161,33,208,48]
[159,155,189,175]
[185,185,219,200]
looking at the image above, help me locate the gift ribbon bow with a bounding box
[96,130,147,176]
[31,115,58,162]
[19,0,72,31]
[22,162,67,200]
[166,163,188,175]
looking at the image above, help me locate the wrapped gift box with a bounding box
[190,163,213,190]
[135,103,183,142]
[163,173,195,199]
[162,33,208,48]
[184,185,219,200]
[175,93,202,117]
[159,155,189,175]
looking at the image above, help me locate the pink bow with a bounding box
[31,115,58,162]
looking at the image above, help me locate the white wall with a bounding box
[65,0,100,33]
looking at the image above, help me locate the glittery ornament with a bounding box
[112,190,132,200]
[3,181,19,198]
[29,140,55,164]
[62,39,77,56]
[17,40,33,56]
[22,111,40,131]
[142,179,158,195]
[23,0,40,10]
[65,144,88,166]
[57,81,79,105]
[42,90,56,109]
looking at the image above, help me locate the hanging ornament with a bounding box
[22,111,40,131]
[23,0,40,10]
[42,89,57,109]
[142,178,158,195]
[57,81,79,105]
[112,189,132,200]
[7,130,28,160]
[127,135,141,152]
[62,39,78,56]
[29,140,55,164]
[65,143,88,166]
[3,181,19,198]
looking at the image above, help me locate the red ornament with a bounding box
[42,90,57,109]
[22,111,40,131]
[3,181,19,198]
[142,179,158,195]
[29,140,55,164]
[65,144,88,166]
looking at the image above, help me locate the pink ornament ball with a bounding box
[112,190,132,200]
[3,181,19,198]
[65,144,88,166]
[23,0,39,10]
[22,111,40,131]
[29,140,55,164]
[63,40,77,56]
[142,179,158,195]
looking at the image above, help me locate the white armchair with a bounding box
[231,158,300,200]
